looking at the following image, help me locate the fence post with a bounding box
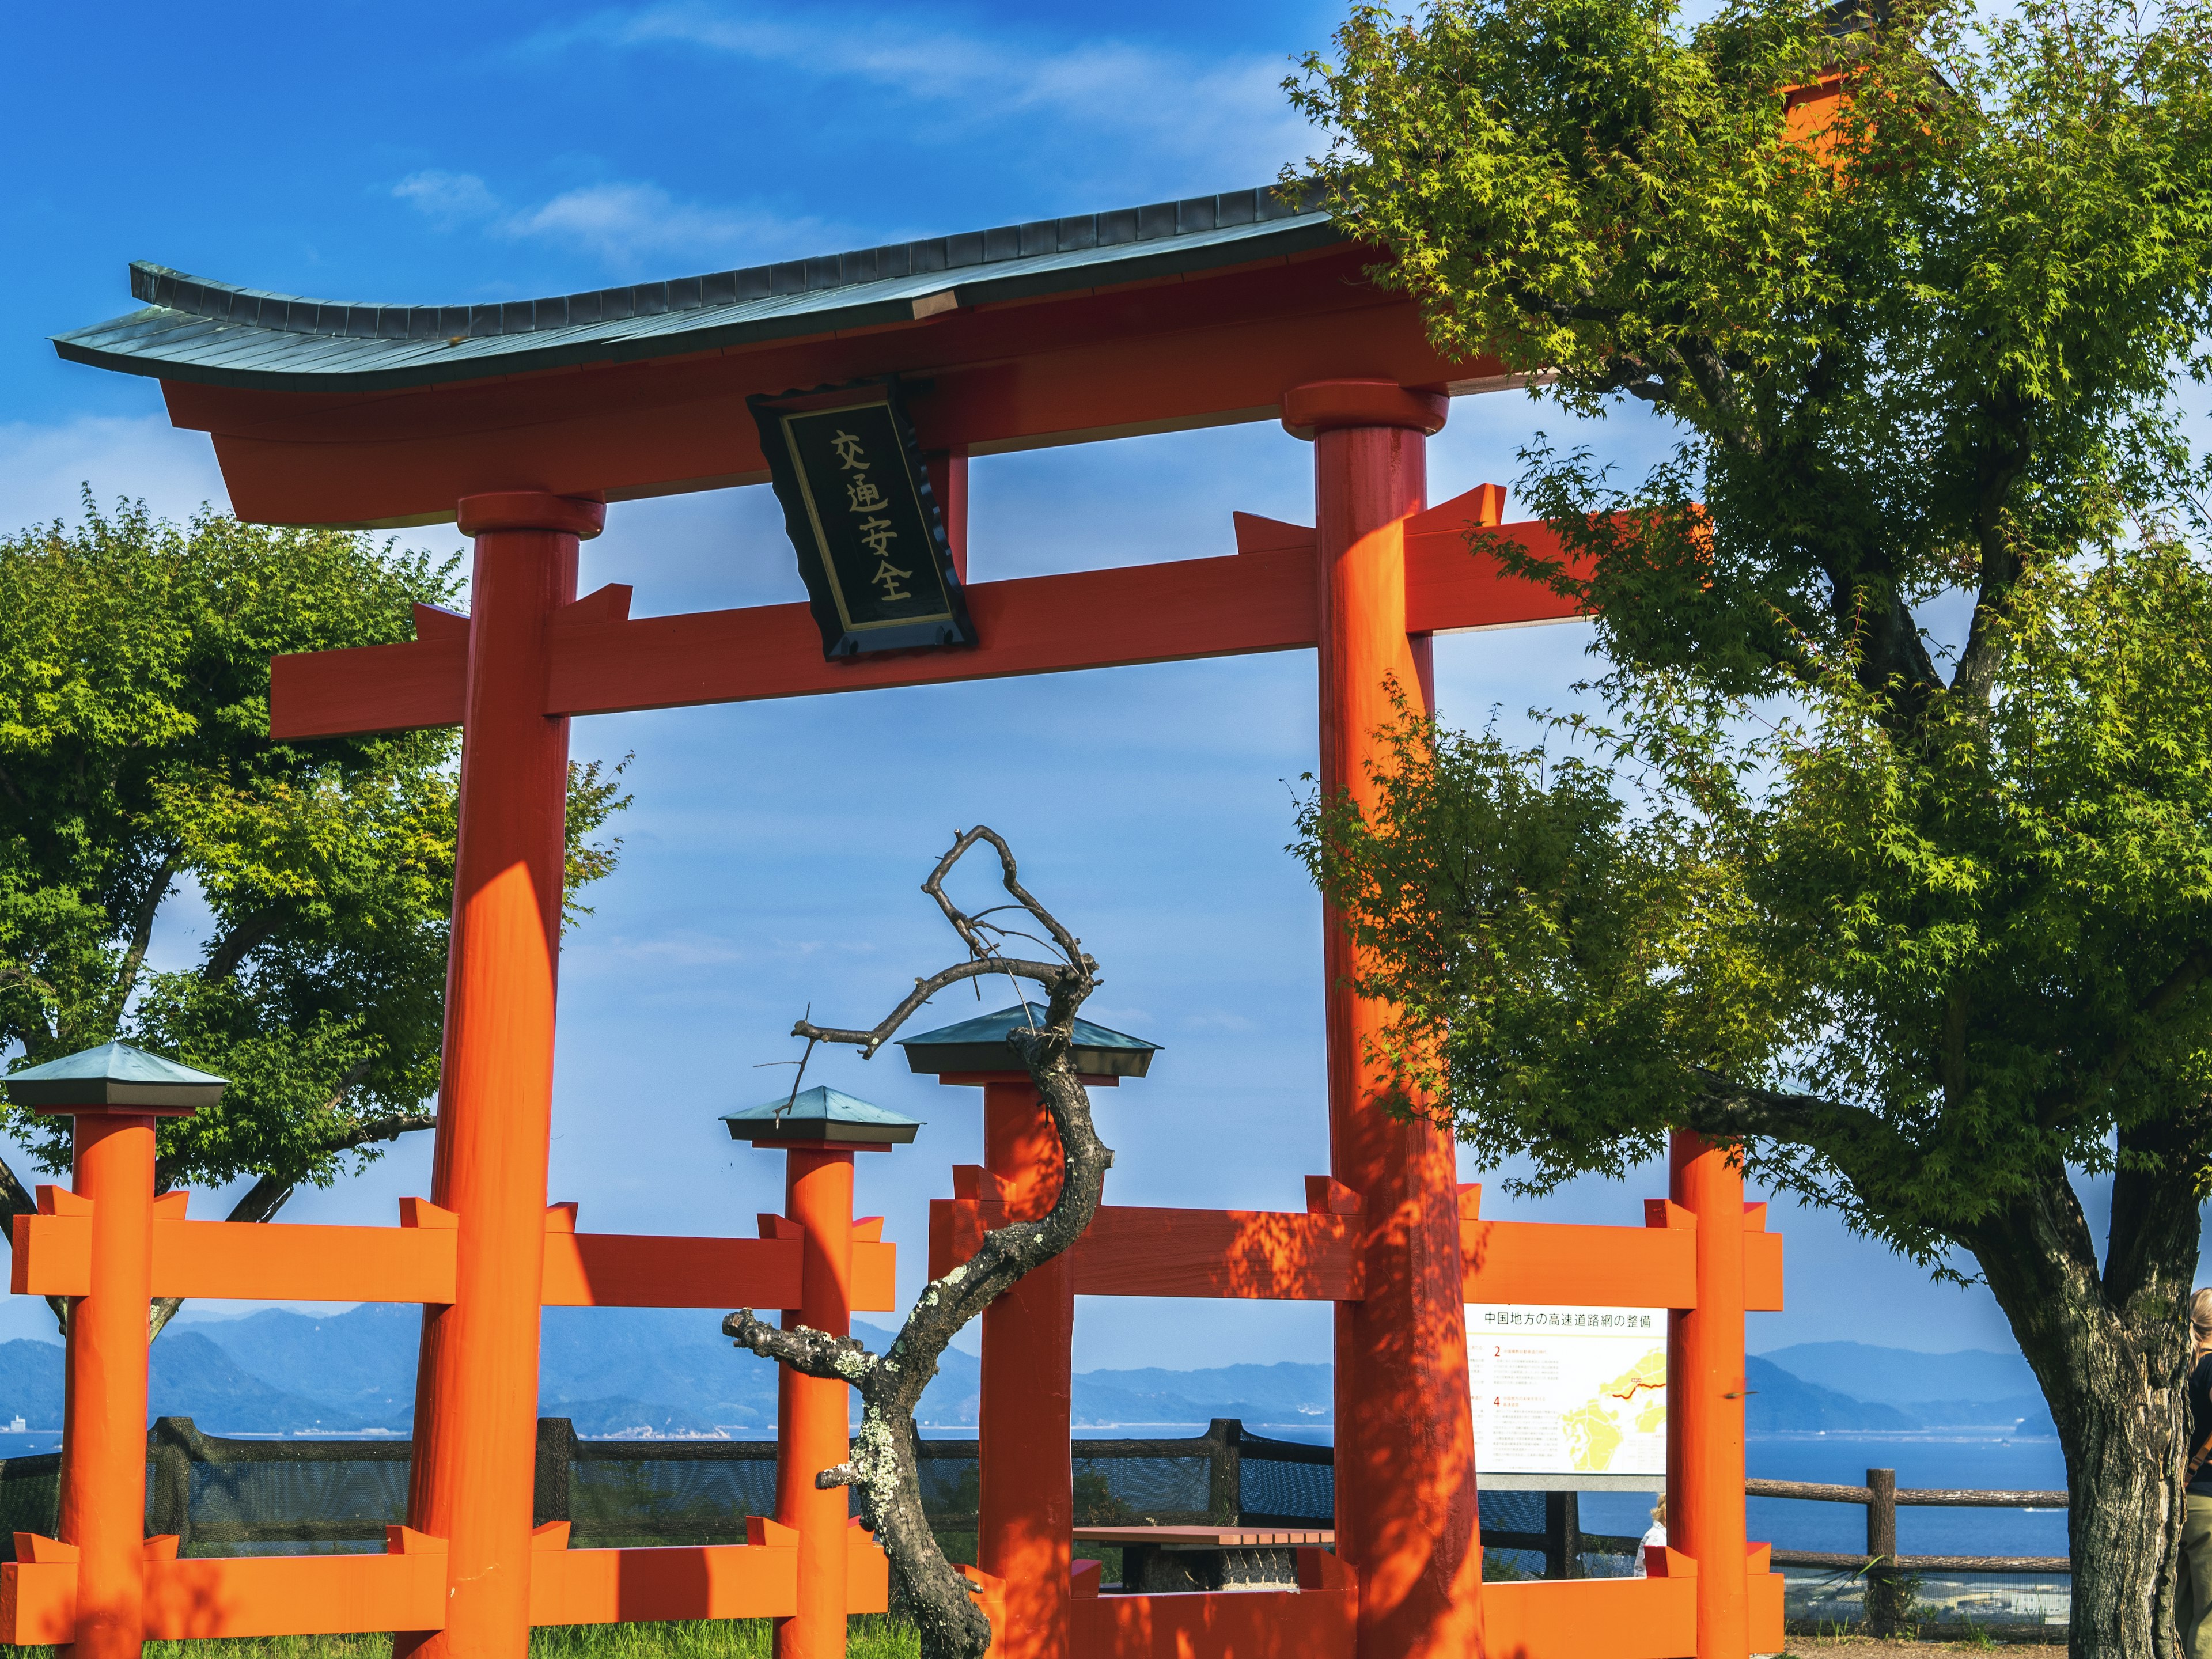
[146,1419,196,1552]
[1865,1467,1903,1635]
[534,1419,575,1529]
[1205,1420,1243,1524]
[1541,1492,1583,1580]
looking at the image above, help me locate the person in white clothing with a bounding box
[1634,1493,1668,1578]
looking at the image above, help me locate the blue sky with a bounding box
[0,0,2154,1373]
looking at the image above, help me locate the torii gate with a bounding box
[26,184,1784,1659]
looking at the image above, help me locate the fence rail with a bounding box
[1752,1467,2071,1637]
[0,1423,2073,1613]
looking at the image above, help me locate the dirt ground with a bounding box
[1779,1636,2066,1657]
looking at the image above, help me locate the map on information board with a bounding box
[1467,1304,1668,1476]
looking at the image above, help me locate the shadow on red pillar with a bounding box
[1291,380,1482,1659]
[400,491,600,1659]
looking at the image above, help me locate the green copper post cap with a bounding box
[5,1041,228,1111]
[897,1003,1158,1079]
[721,1084,922,1145]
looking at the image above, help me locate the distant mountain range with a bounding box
[0,1309,2056,1441]
[1756,1340,2052,1437]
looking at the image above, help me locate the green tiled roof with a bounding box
[51,185,1338,395]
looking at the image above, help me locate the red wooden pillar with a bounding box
[1669,1131,1749,1659]
[979,1080,1072,1659]
[56,1113,158,1659]
[775,1149,857,1659]
[399,491,600,1659]
[1289,380,1482,1659]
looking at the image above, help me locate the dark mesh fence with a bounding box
[1237,1427,1334,1524]
[0,1414,1628,1582]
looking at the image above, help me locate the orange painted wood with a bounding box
[1463,1220,1697,1309]
[0,1559,76,1645]
[1072,1207,1361,1300]
[14,1213,907,1312]
[929,1201,1361,1300]
[846,1523,890,1617]
[540,1233,797,1310]
[1479,1575,1699,1659]
[60,1115,159,1659]
[141,1550,453,1639]
[533,1233,894,1311]
[149,1219,459,1303]
[979,1081,1074,1659]
[7,1211,88,1296]
[527,1544,799,1626]
[268,516,1588,741]
[1406,517,1585,635]
[956,1565,1007,1654]
[164,249,1497,529]
[1673,1132,1751,1659]
[0,1539,457,1643]
[1750,1565,1785,1653]
[270,635,465,741]
[403,499,585,1659]
[1307,406,1480,1659]
[1745,1232,1784,1313]
[1069,1588,1356,1659]
[777,1150,855,1659]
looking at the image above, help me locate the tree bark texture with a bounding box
[1965,1145,2198,1659]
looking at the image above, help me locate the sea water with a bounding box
[1238,1423,2075,1627]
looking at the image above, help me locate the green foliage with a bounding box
[1293,0,2212,696]
[1302,542,2212,1263]
[1290,0,2212,1275]
[0,497,628,1194]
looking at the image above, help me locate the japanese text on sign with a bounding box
[1468,1302,1667,1476]
[752,388,978,660]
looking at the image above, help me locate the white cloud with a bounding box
[534,6,1312,188]
[391,169,502,228]
[505,182,831,268]
[0,414,229,536]
[391,170,838,275]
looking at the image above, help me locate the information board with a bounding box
[1468,1304,1668,1476]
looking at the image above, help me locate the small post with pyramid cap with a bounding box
[896,1005,1156,1659]
[4,1041,224,1659]
[724,1086,918,1659]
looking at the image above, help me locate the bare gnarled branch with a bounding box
[723,826,1112,1659]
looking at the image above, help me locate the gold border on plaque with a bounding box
[779,396,956,634]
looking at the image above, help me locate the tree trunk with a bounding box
[1967,1150,2197,1659]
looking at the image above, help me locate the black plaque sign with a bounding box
[750,382,978,660]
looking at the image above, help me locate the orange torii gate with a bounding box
[21,183,1787,1659]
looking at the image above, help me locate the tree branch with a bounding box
[111,849,180,1018]
[724,826,1107,1659]
[200,904,287,986]
[793,957,1075,1056]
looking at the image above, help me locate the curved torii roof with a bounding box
[52,186,1339,396]
[50,182,1499,529]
